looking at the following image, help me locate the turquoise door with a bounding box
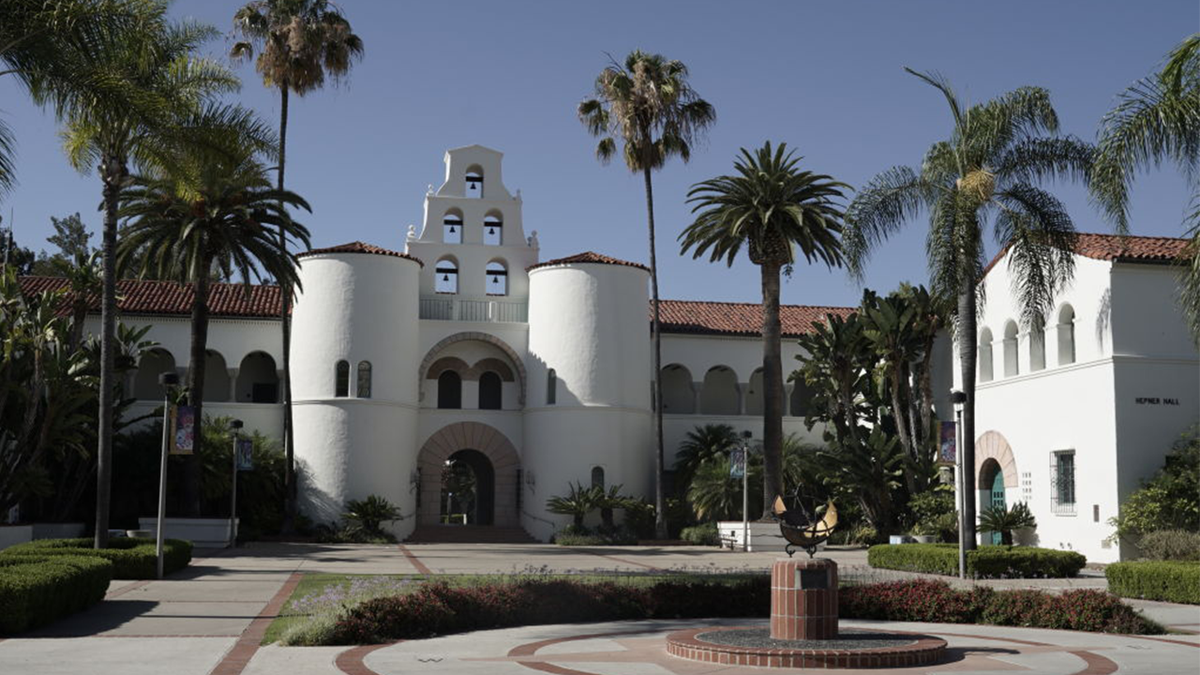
[989,471,1006,545]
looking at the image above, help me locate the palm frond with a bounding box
[844,166,934,279]
[993,183,1077,328]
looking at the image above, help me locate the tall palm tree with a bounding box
[231,0,364,525]
[681,142,846,517]
[118,146,310,515]
[54,6,243,546]
[578,50,715,538]
[673,423,740,495]
[1093,35,1200,341]
[843,69,1093,549]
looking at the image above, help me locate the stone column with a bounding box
[770,557,838,640]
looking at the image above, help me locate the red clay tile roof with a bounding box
[528,251,649,272]
[298,241,424,266]
[984,232,1190,276]
[658,299,855,338]
[18,276,282,319]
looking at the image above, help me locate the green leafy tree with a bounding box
[819,426,905,534]
[118,146,310,515]
[578,50,715,538]
[978,501,1036,546]
[673,423,740,494]
[1093,35,1200,342]
[1110,427,1200,539]
[231,0,364,528]
[843,69,1092,549]
[681,142,846,517]
[687,452,762,522]
[546,482,600,529]
[794,312,874,446]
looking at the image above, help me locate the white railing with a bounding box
[419,296,527,323]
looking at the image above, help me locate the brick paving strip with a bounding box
[334,643,394,675]
[208,571,302,675]
[396,545,432,575]
[104,579,152,600]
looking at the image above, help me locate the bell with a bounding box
[442,274,449,282]
[449,225,457,234]
[469,182,477,191]
[491,275,499,284]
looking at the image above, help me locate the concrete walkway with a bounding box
[0,542,1193,675]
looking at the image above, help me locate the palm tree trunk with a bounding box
[890,363,917,496]
[759,261,784,518]
[642,164,667,540]
[93,154,123,550]
[277,83,297,532]
[183,265,212,517]
[957,284,978,551]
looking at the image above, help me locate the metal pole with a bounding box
[742,440,749,552]
[156,372,178,580]
[954,402,967,579]
[229,420,243,548]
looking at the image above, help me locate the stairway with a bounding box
[405,525,540,544]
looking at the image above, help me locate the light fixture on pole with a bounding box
[155,372,180,580]
[228,419,244,549]
[950,389,968,579]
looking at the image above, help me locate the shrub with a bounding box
[1135,529,1200,561]
[554,527,637,546]
[2,537,193,579]
[840,579,1155,634]
[1110,427,1199,540]
[342,495,402,542]
[1107,561,1200,604]
[680,522,719,546]
[978,502,1036,546]
[0,555,113,633]
[867,543,1086,578]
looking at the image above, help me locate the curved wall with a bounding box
[291,252,422,536]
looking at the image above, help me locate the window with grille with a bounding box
[1050,450,1076,514]
[335,360,350,397]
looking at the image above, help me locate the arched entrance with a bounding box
[416,422,520,527]
[442,449,495,525]
[976,431,1019,546]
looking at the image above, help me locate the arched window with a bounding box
[591,466,605,489]
[700,366,739,415]
[479,371,502,409]
[438,370,462,409]
[443,210,463,244]
[465,166,483,198]
[356,361,372,399]
[745,368,764,415]
[1003,321,1019,378]
[789,378,815,417]
[546,368,557,405]
[978,328,994,383]
[236,351,279,403]
[435,258,458,294]
[660,364,694,414]
[335,360,350,397]
[483,213,503,245]
[1029,318,1046,372]
[203,350,231,402]
[1057,304,1076,366]
[485,261,508,296]
[134,349,176,400]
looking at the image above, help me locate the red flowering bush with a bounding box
[839,579,992,623]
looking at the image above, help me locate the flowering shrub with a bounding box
[280,576,414,645]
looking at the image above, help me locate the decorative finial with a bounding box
[406,224,417,241]
[426,184,434,195]
[527,230,539,248]
[515,188,522,200]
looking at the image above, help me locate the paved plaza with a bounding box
[0,542,1195,674]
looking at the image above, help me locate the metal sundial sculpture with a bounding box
[772,490,838,558]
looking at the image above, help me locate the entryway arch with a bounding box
[976,430,1019,545]
[416,422,520,527]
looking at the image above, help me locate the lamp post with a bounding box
[156,372,179,580]
[741,430,752,552]
[950,389,968,579]
[228,419,244,548]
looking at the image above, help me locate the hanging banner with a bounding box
[236,439,254,471]
[171,405,195,455]
[939,421,956,465]
[729,448,746,479]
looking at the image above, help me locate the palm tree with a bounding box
[578,50,715,539]
[843,69,1093,549]
[231,0,364,526]
[546,482,600,529]
[53,6,244,546]
[1093,35,1200,341]
[118,147,310,515]
[978,501,1036,546]
[673,423,740,495]
[681,142,846,517]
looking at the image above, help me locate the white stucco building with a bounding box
[21,146,1195,558]
[958,233,1198,562]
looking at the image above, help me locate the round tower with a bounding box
[290,242,423,537]
[524,253,653,540]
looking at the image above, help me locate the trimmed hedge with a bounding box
[0,555,113,633]
[868,543,1086,578]
[1106,561,1200,604]
[2,537,193,579]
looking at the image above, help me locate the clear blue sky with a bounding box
[1,1,1195,308]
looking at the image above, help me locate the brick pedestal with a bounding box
[770,557,838,640]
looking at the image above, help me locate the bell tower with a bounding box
[406,145,539,306]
